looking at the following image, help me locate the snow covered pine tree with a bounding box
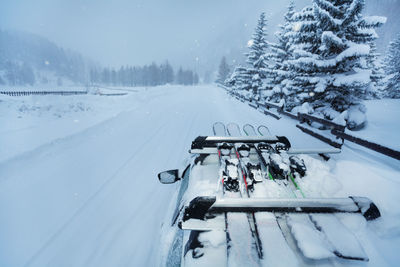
[217,56,230,85]
[366,42,385,99]
[225,66,252,95]
[284,0,385,129]
[266,1,296,104]
[384,34,400,98]
[245,12,268,100]
[282,5,319,112]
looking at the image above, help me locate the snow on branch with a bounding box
[313,0,341,17]
[313,4,343,26]
[356,28,378,39]
[321,31,344,47]
[333,69,371,87]
[358,16,387,28]
[289,44,370,69]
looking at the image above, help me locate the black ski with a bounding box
[227,122,264,260]
[214,122,233,263]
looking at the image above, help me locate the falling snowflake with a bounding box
[293,22,302,32]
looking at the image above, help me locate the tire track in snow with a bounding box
[80,119,181,266]
[0,109,139,179]
[24,120,170,267]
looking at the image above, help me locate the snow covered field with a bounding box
[0,85,399,266]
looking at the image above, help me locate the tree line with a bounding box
[0,30,200,87]
[0,30,87,86]
[221,0,399,128]
[89,61,199,87]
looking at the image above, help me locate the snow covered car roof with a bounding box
[158,133,381,266]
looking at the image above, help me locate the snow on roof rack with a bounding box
[181,196,381,226]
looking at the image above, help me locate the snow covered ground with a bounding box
[346,99,400,150]
[0,85,399,266]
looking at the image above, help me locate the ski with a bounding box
[162,123,383,265]
[215,122,258,263]
[238,123,371,262]
[241,124,296,195]
[227,122,264,260]
[213,122,233,263]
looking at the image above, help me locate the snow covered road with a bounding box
[0,85,399,266]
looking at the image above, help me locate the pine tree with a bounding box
[111,69,117,86]
[118,66,126,86]
[246,12,268,97]
[193,73,199,85]
[384,34,400,98]
[283,6,319,111]
[102,68,110,85]
[226,66,252,93]
[312,0,384,118]
[284,0,384,127]
[177,67,184,85]
[90,69,98,85]
[366,42,385,98]
[267,1,296,103]
[217,56,230,84]
[149,62,160,86]
[160,61,174,84]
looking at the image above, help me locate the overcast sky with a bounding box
[0,0,298,68]
[1,0,398,73]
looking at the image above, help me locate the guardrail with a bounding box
[99,92,128,96]
[332,129,400,160]
[0,91,87,96]
[298,113,346,132]
[296,124,343,149]
[221,85,400,161]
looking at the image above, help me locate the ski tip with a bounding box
[350,196,381,221]
[212,122,226,136]
[183,196,217,222]
[257,125,271,136]
[243,123,257,136]
[226,122,242,136]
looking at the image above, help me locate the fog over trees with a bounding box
[1,0,398,86]
[0,30,199,87]
[90,62,198,87]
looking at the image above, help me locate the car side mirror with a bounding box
[158,169,180,184]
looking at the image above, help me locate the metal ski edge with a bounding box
[180,196,381,225]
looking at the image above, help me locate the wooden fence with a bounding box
[218,84,400,161]
[0,91,87,96]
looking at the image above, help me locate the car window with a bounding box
[171,164,191,225]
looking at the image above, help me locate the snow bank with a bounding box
[344,99,400,149]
